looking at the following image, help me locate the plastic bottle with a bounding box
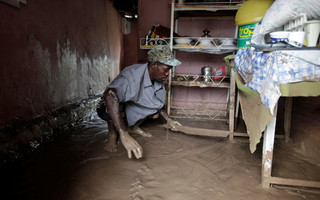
[235,0,274,49]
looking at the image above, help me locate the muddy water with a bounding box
[1,113,320,200]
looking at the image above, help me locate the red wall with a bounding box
[0,0,122,128]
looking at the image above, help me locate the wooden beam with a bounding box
[229,67,236,141]
[284,97,293,142]
[270,177,320,189]
[161,124,229,137]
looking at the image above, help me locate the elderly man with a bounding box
[97,45,182,159]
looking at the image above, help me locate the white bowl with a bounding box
[288,31,305,47]
[174,37,192,44]
[269,31,290,42]
[220,39,234,45]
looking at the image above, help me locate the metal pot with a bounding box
[201,66,212,82]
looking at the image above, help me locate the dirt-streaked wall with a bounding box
[0,0,122,128]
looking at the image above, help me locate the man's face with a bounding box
[153,63,172,84]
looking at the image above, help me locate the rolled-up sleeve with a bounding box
[107,76,131,103]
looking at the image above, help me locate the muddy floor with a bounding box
[1,98,320,200]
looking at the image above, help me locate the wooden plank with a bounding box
[229,67,236,140]
[284,97,293,142]
[161,124,229,137]
[270,177,320,189]
[273,185,320,194]
[234,132,248,137]
[235,90,240,130]
[233,132,285,139]
[167,69,172,115]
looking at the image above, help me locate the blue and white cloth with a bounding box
[235,48,320,114]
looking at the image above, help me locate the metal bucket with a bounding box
[201,66,212,82]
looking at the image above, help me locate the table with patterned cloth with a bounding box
[234,48,320,188]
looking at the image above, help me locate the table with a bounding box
[235,48,320,188]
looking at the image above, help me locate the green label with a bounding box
[238,23,257,49]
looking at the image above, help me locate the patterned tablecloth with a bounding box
[235,48,320,115]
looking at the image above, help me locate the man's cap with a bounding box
[147,45,181,67]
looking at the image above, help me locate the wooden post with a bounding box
[261,107,277,188]
[229,67,236,141]
[284,97,292,142]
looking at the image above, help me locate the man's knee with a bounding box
[152,113,159,119]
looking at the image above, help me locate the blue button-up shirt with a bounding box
[107,63,166,126]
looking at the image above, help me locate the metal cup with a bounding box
[201,66,212,82]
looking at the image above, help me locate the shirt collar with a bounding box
[144,63,164,91]
[144,64,153,87]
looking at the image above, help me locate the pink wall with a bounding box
[0,0,122,128]
[138,0,172,62]
[123,19,139,69]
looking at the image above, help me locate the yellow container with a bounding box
[235,0,274,48]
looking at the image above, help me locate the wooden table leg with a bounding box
[261,116,277,188]
[284,97,292,142]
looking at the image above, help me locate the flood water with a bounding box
[1,104,320,200]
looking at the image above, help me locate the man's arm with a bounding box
[104,88,143,159]
[159,107,182,131]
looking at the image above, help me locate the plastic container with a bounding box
[201,66,212,82]
[304,20,320,47]
[235,0,274,49]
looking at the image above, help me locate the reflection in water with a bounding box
[80,156,110,165]
[0,112,108,200]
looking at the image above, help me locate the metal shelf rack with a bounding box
[167,0,241,139]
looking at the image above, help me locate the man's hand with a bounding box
[119,129,143,159]
[167,118,182,131]
[159,108,182,132]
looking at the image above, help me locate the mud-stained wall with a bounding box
[0,0,122,128]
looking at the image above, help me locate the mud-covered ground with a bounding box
[1,97,320,200]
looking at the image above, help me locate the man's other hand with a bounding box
[119,129,143,159]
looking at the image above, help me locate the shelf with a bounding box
[140,38,170,49]
[170,107,228,121]
[140,37,237,54]
[172,73,230,88]
[165,1,238,140]
[173,46,236,54]
[174,1,243,12]
[172,1,243,18]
